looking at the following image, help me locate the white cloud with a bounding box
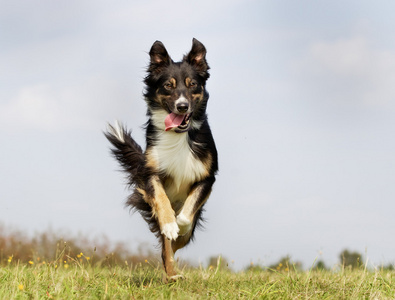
[102,0,251,27]
[297,36,395,107]
[0,76,145,132]
[310,37,371,76]
[0,84,59,130]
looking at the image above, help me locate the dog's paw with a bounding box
[163,273,186,283]
[161,222,179,241]
[176,213,192,236]
[169,274,185,282]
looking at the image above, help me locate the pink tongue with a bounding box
[165,113,185,131]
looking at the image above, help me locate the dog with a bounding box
[105,38,218,281]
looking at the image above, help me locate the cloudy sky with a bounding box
[1,0,395,270]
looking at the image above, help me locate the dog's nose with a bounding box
[176,102,189,113]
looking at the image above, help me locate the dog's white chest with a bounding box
[151,132,207,192]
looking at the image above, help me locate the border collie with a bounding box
[105,38,218,281]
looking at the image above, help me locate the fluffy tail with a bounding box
[104,121,145,187]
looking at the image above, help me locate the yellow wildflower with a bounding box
[85,256,90,261]
[18,284,24,291]
[28,261,34,265]
[64,264,69,269]
[8,256,13,263]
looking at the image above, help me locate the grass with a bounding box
[1,260,395,299]
[3,226,393,298]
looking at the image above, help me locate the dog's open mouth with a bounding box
[165,113,191,132]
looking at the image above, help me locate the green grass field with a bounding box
[1,229,394,299]
[1,261,395,299]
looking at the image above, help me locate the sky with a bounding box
[1,0,395,270]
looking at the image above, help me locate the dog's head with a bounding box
[144,38,210,133]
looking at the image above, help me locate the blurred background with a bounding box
[1,0,395,270]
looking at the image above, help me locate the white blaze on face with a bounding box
[175,95,188,107]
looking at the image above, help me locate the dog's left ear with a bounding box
[185,38,210,79]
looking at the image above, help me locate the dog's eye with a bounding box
[164,82,172,90]
[190,81,197,88]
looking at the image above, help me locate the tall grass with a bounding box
[1,226,395,299]
[1,262,395,299]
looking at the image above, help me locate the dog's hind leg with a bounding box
[162,230,196,282]
[161,235,185,282]
[162,234,197,282]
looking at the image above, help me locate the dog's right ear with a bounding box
[148,41,171,73]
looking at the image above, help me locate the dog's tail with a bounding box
[104,121,145,187]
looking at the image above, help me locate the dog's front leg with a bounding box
[146,176,179,241]
[176,176,216,235]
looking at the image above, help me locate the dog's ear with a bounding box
[185,38,210,79]
[148,41,171,73]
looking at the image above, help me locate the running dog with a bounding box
[105,38,218,281]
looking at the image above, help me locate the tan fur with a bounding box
[145,148,159,170]
[145,149,175,224]
[203,152,213,175]
[150,177,176,226]
[154,94,171,106]
[162,238,177,280]
[169,77,176,88]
